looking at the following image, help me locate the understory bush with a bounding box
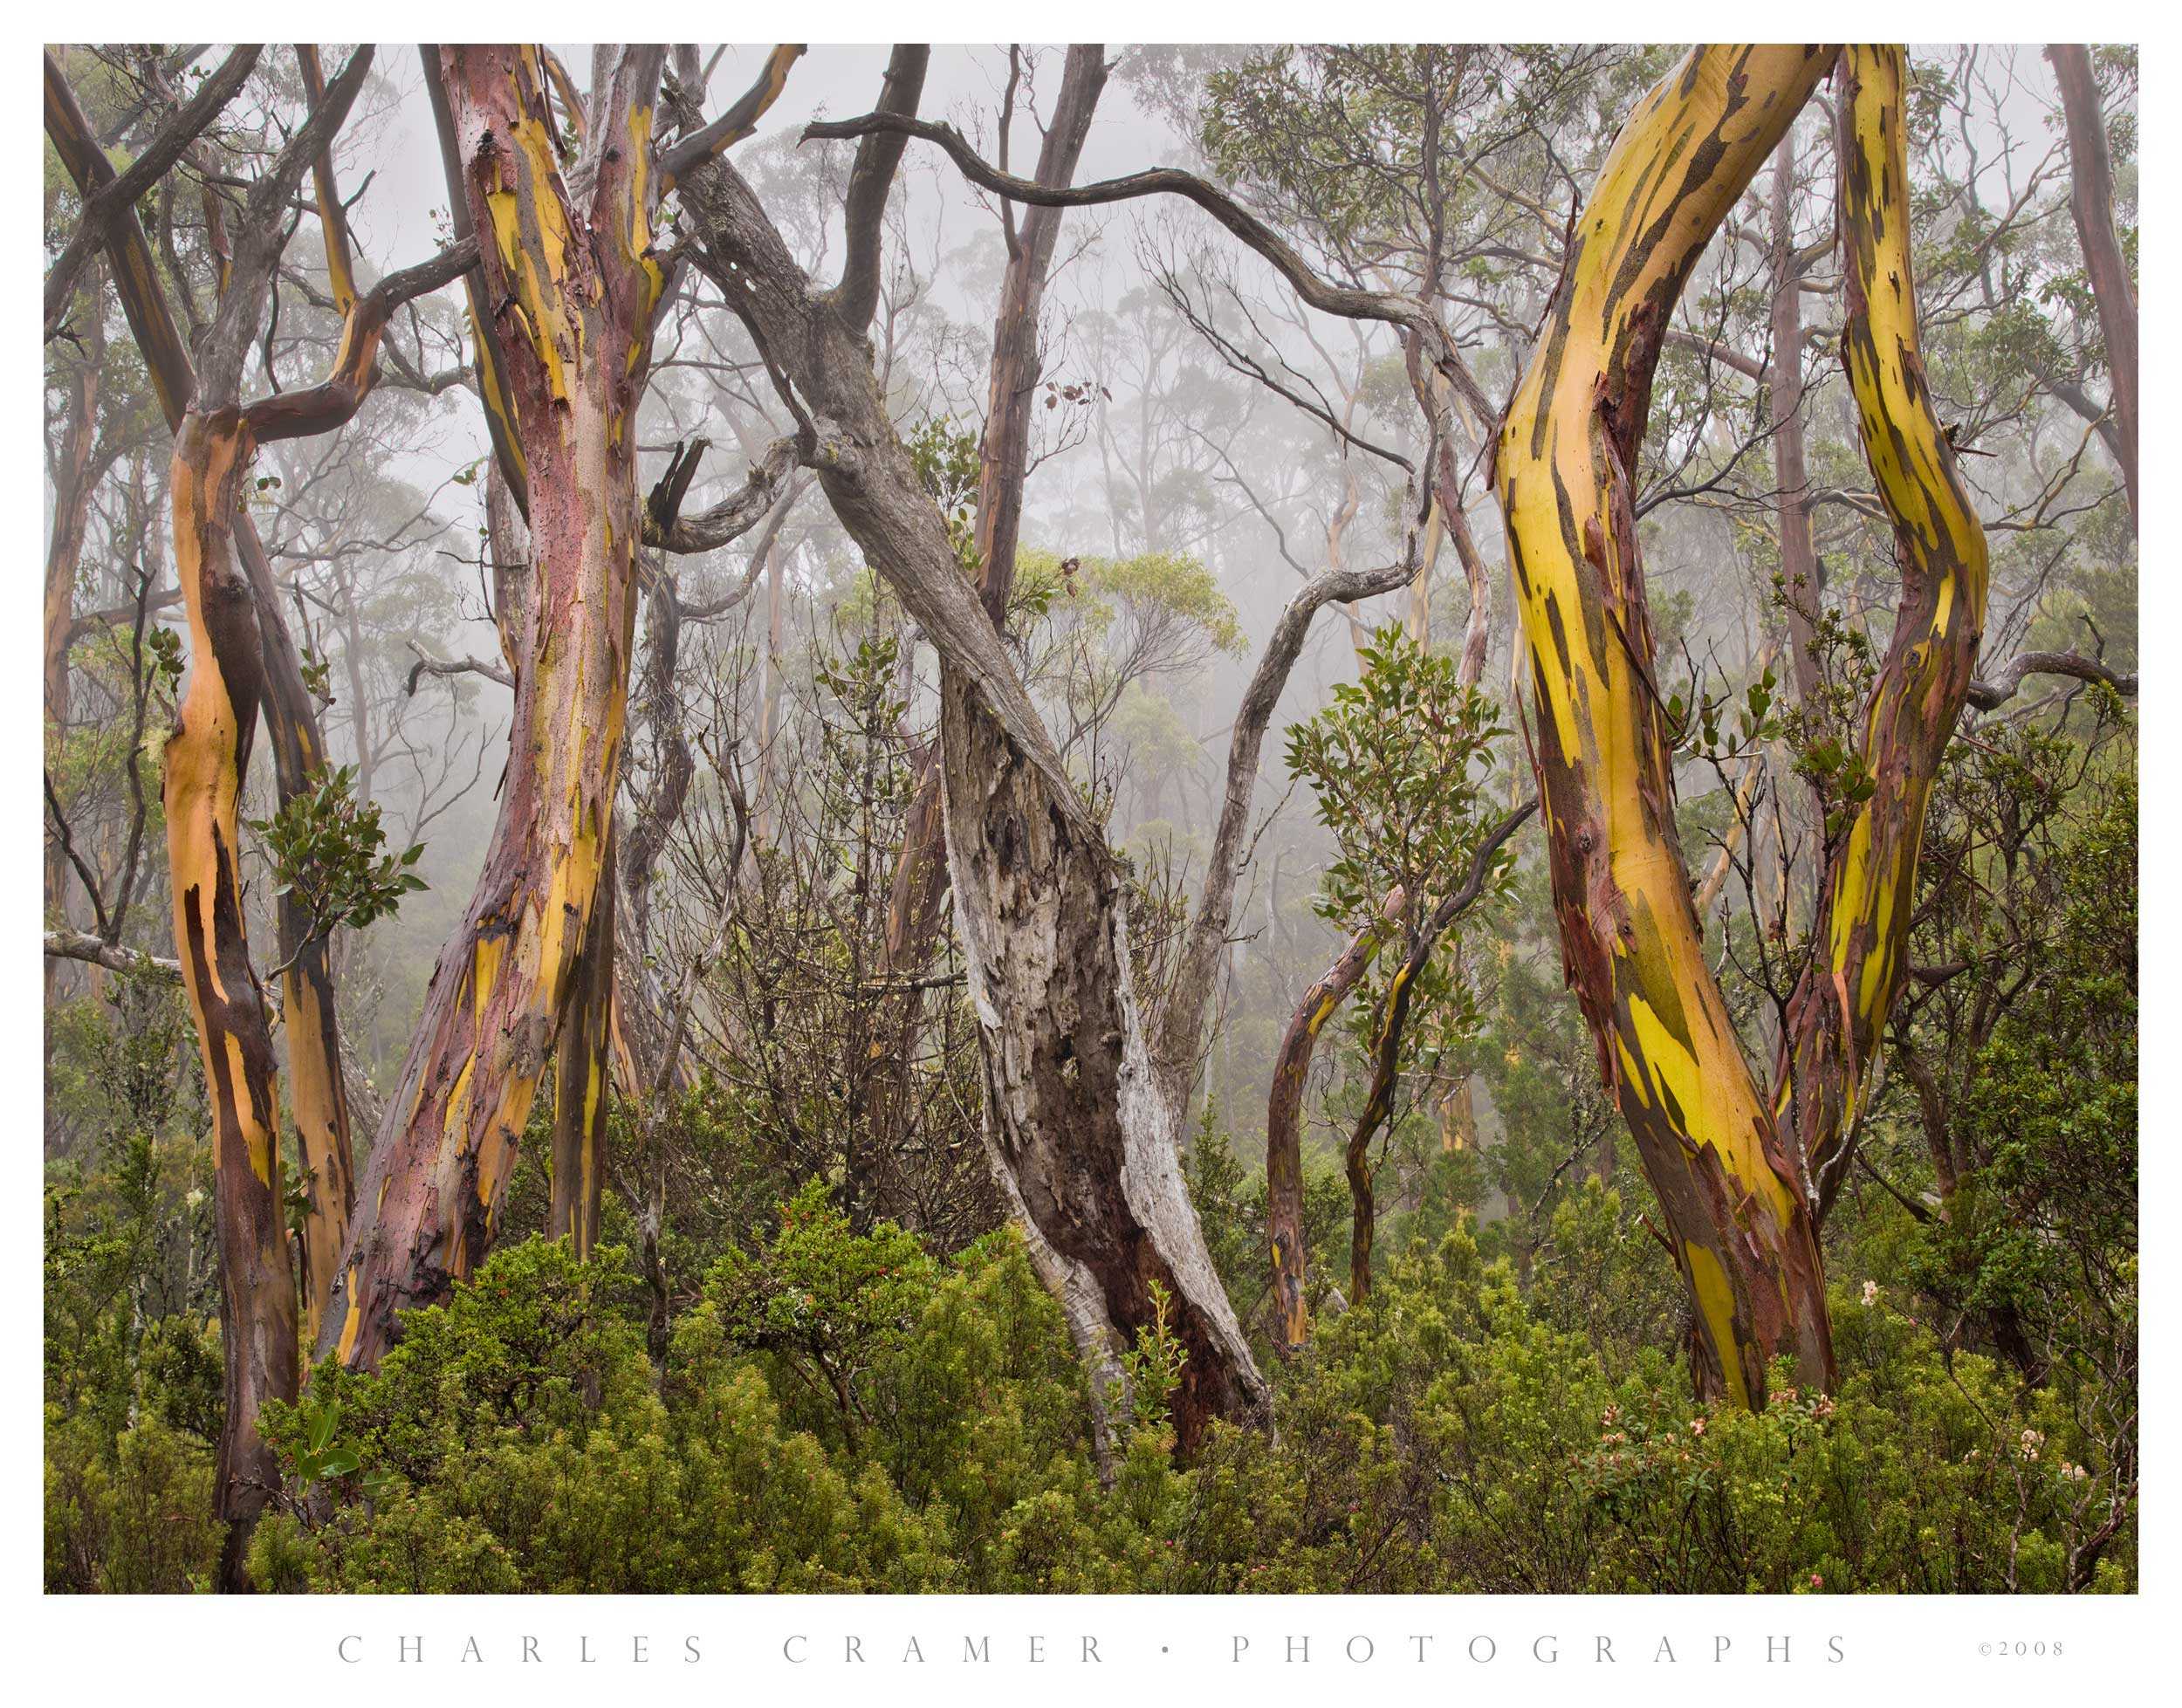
[45,1181,2124,1594]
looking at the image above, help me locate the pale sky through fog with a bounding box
[350,46,1199,285]
[323,45,1212,501]
[250,43,2088,710]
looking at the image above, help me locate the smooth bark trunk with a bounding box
[1496,45,1838,1409]
[326,46,665,1366]
[2047,45,2137,530]
[1774,45,1993,1219]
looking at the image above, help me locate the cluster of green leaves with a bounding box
[904,415,983,577]
[1672,662,1782,765]
[247,763,423,952]
[1849,707,2137,1416]
[1281,623,1516,1140]
[1285,624,1506,938]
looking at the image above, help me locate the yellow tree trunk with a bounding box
[326,46,667,1367]
[44,51,384,1347]
[164,409,298,1577]
[549,820,615,1257]
[1773,45,1992,1214]
[1496,45,1838,1408]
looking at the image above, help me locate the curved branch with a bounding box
[825,46,930,333]
[1966,648,2137,710]
[644,436,797,553]
[656,44,805,189]
[243,237,480,443]
[805,105,1431,336]
[44,45,261,339]
[404,643,514,696]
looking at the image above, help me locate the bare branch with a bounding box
[44,929,181,982]
[44,45,261,340]
[403,642,514,696]
[1151,554,1417,1100]
[1966,649,2137,710]
[656,45,806,188]
[808,106,1435,336]
[645,436,798,553]
[825,47,930,333]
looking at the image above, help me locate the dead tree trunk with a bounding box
[876,46,1110,1165]
[676,76,1271,1456]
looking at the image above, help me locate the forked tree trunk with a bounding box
[326,46,665,1367]
[1495,44,1837,1409]
[44,50,380,1347]
[49,46,389,1581]
[165,408,298,1588]
[1774,45,1993,1217]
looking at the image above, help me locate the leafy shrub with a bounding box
[202,1185,2133,1595]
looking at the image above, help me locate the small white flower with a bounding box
[1861,1279,1879,1307]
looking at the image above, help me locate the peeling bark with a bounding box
[883,44,1108,996]
[165,414,298,1581]
[677,114,1269,1451]
[49,46,387,1578]
[550,820,614,1256]
[1496,45,1838,1408]
[940,672,1267,1451]
[1773,45,1993,1219]
[326,46,667,1367]
[43,48,429,1351]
